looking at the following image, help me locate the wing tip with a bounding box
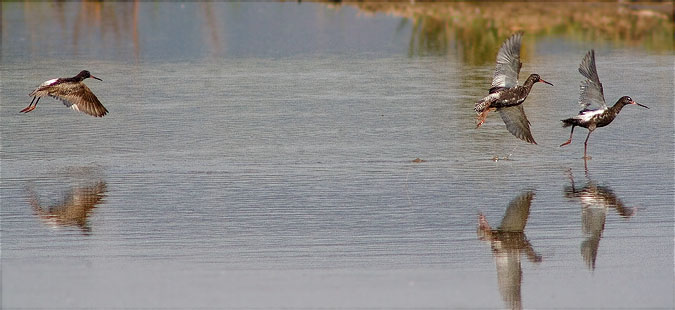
[518,132,537,144]
[507,32,523,47]
[97,107,109,117]
[92,109,108,117]
[579,49,597,77]
[77,106,108,117]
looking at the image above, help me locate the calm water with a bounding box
[1,2,673,309]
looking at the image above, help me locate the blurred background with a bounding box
[3,1,672,63]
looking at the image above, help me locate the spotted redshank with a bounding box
[560,50,648,159]
[22,70,108,117]
[475,32,553,144]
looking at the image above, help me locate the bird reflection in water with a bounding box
[27,181,107,235]
[477,191,542,310]
[564,169,635,270]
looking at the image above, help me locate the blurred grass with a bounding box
[324,1,674,63]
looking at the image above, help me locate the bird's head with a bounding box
[618,96,648,109]
[78,70,102,81]
[528,74,553,86]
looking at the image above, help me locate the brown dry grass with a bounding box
[325,2,673,63]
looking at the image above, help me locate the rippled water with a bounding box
[2,2,673,309]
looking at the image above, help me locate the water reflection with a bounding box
[345,2,674,63]
[564,169,635,270]
[199,2,224,58]
[477,191,542,310]
[26,179,107,235]
[16,1,226,61]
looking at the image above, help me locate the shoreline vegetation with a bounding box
[320,1,674,63]
[8,1,672,64]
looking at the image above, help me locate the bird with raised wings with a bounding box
[560,50,648,159]
[474,32,553,144]
[22,70,108,117]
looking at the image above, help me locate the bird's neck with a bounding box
[521,76,538,95]
[610,101,628,115]
[66,73,87,83]
[523,74,536,93]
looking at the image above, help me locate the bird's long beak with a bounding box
[631,100,649,109]
[540,79,554,86]
[91,75,103,81]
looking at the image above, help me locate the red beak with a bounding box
[539,79,553,86]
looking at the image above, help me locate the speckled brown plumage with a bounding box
[560,50,648,159]
[22,70,108,117]
[474,33,553,144]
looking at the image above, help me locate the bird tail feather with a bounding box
[561,118,575,128]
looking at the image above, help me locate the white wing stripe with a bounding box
[41,78,58,86]
[577,109,605,121]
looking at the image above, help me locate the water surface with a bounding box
[1,2,673,309]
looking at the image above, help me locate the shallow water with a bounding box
[1,2,673,309]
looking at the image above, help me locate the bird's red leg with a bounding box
[560,125,575,147]
[583,130,593,160]
[28,97,40,112]
[21,97,37,113]
[475,108,493,128]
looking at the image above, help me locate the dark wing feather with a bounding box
[498,105,536,144]
[578,50,607,109]
[49,82,108,117]
[497,191,535,232]
[491,32,523,90]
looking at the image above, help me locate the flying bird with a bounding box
[474,32,553,144]
[22,70,108,117]
[560,50,648,159]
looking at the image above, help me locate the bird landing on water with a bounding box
[474,32,553,145]
[559,50,648,159]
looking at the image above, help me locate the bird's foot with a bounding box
[475,111,489,128]
[560,139,572,147]
[20,106,35,113]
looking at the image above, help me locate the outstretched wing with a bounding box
[49,83,108,117]
[498,105,536,144]
[578,50,606,109]
[498,191,535,232]
[491,32,523,91]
